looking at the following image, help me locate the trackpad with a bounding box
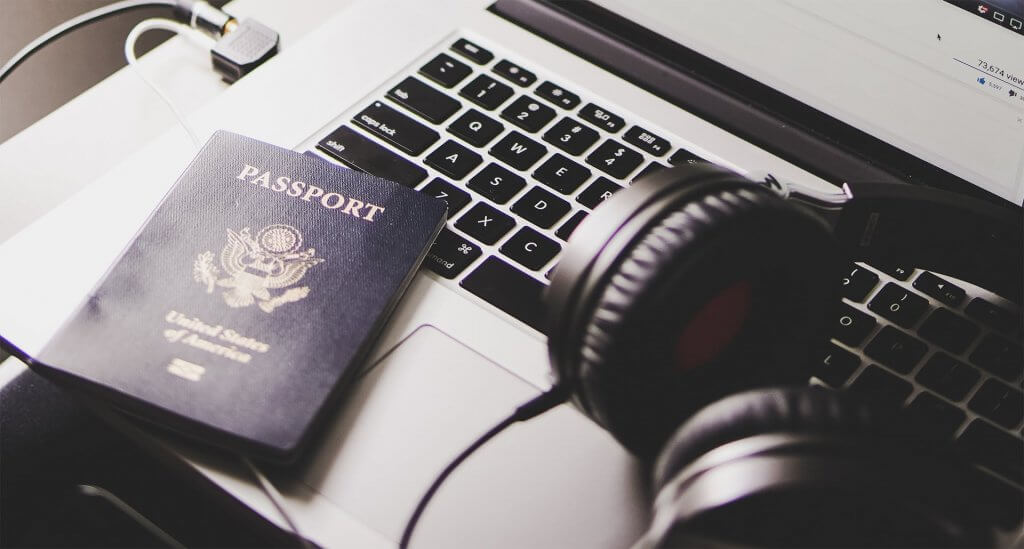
[300,325,649,548]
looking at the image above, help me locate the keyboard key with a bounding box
[956,419,1023,483]
[451,38,493,65]
[352,101,440,155]
[875,263,912,281]
[633,162,668,183]
[462,257,546,330]
[500,226,562,270]
[904,392,966,440]
[623,126,671,156]
[965,298,1019,334]
[867,283,929,328]
[916,353,980,401]
[555,210,588,241]
[466,163,526,204]
[579,102,625,132]
[424,140,483,180]
[419,53,472,88]
[969,334,1022,380]
[460,74,514,110]
[913,272,966,307]
[455,202,515,245]
[317,126,427,187]
[493,59,536,87]
[833,303,877,346]
[918,309,980,355]
[424,229,482,279]
[490,131,547,170]
[533,154,591,194]
[500,96,556,133]
[448,109,504,147]
[577,177,624,209]
[387,76,461,123]
[535,81,580,109]
[963,469,1024,528]
[864,326,927,374]
[586,139,644,179]
[969,379,1023,429]
[817,343,860,387]
[419,178,470,215]
[511,186,571,229]
[848,364,912,408]
[543,117,600,156]
[840,264,879,302]
[668,148,706,166]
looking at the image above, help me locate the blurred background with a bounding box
[0,0,226,143]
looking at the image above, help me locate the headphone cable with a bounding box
[0,0,178,85]
[399,384,570,549]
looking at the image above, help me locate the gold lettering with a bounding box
[237,164,260,180]
[301,185,324,202]
[252,171,271,188]
[321,192,345,209]
[363,204,385,222]
[272,175,290,192]
[341,198,364,217]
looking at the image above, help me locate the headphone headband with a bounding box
[835,181,1022,303]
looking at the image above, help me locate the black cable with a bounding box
[398,385,570,549]
[0,0,179,85]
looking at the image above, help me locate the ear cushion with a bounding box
[652,387,879,492]
[568,183,841,457]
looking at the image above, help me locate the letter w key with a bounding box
[491,131,547,170]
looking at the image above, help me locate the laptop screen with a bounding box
[589,0,1024,206]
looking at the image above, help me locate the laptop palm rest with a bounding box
[299,324,649,547]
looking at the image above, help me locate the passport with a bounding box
[29,131,446,462]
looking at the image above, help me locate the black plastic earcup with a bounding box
[644,387,994,548]
[548,165,843,457]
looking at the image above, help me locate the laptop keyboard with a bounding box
[311,36,1023,529]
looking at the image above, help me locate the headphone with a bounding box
[544,163,1022,547]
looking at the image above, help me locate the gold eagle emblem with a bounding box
[193,224,324,313]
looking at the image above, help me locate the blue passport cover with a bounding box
[31,131,446,461]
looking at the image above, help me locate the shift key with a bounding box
[353,101,440,155]
[317,126,427,188]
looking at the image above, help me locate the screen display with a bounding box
[591,0,1024,205]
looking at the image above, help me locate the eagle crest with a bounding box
[193,224,324,313]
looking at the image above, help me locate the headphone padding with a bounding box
[652,387,878,492]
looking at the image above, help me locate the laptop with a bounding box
[0,0,1020,546]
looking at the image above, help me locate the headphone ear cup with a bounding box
[646,387,995,548]
[652,387,876,492]
[569,184,842,457]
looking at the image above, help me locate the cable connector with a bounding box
[174,0,280,83]
[210,18,279,83]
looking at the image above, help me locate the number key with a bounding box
[543,118,599,156]
[460,74,514,110]
[867,283,929,328]
[500,96,556,133]
[586,139,643,179]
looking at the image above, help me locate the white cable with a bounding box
[124,18,215,148]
